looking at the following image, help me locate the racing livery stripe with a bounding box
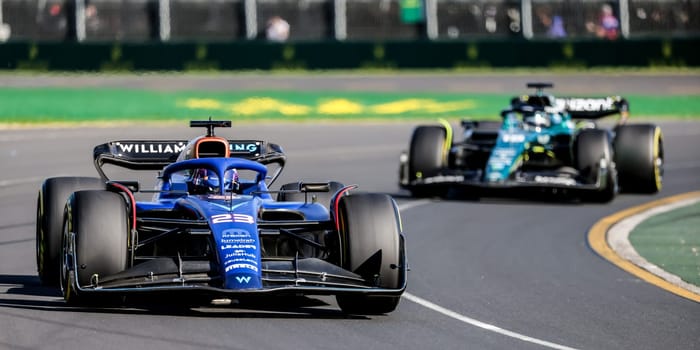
[438,118,452,165]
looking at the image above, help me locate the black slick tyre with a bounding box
[335,193,403,315]
[62,190,129,304]
[614,124,663,193]
[574,129,616,203]
[36,177,104,286]
[408,125,448,197]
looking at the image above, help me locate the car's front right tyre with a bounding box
[36,177,104,287]
[61,190,129,304]
[574,129,617,203]
[407,125,449,198]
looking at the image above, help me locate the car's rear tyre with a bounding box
[614,124,663,193]
[335,193,403,315]
[408,125,449,197]
[574,129,617,203]
[276,181,345,210]
[61,190,129,304]
[36,177,104,286]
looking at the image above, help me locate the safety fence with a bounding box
[0,0,697,43]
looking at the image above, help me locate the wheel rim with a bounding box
[36,193,45,276]
[60,219,72,301]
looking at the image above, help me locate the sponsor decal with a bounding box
[222,228,251,238]
[494,148,517,156]
[559,98,615,112]
[224,258,259,267]
[221,244,257,250]
[533,176,576,186]
[224,252,257,260]
[181,97,476,116]
[221,230,255,244]
[488,148,517,171]
[225,263,259,272]
[211,213,254,224]
[230,142,260,153]
[115,142,186,154]
[487,172,502,181]
[537,135,550,144]
[489,163,506,171]
[501,133,526,143]
[206,194,239,200]
[235,276,252,284]
[423,175,465,184]
[221,238,255,244]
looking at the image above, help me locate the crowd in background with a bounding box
[0,0,696,43]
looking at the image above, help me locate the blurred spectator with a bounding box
[37,1,67,33]
[85,2,101,33]
[548,15,566,38]
[587,3,619,40]
[266,16,290,42]
[484,5,497,33]
[536,6,566,38]
[0,23,10,42]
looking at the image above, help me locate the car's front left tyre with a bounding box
[335,193,404,315]
[614,124,663,193]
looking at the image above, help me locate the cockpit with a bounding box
[187,168,240,195]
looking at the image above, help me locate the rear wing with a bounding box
[512,83,629,120]
[93,140,286,183]
[555,96,629,119]
[93,140,186,173]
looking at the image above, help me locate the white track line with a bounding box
[398,200,579,350]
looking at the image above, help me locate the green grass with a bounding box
[630,203,700,286]
[0,87,698,124]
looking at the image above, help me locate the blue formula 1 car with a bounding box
[399,83,664,202]
[36,120,406,315]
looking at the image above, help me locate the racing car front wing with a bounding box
[400,159,613,195]
[63,232,407,298]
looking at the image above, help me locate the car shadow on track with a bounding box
[0,274,370,319]
[386,189,589,206]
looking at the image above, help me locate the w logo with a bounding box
[235,276,252,284]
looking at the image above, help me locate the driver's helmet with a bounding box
[223,168,240,193]
[190,168,240,194]
[524,111,551,128]
[190,168,218,194]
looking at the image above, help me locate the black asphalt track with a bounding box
[0,73,698,349]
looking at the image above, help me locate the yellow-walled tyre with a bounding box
[407,125,449,197]
[614,124,664,194]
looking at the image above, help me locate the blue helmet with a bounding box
[191,168,239,194]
